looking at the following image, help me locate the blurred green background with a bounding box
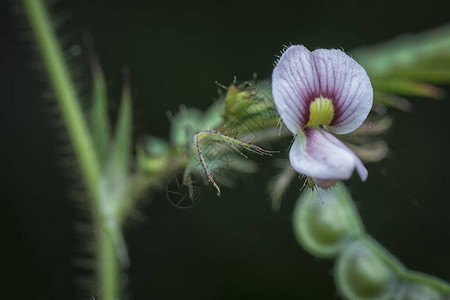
[1,0,450,299]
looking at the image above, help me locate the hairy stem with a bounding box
[22,0,119,299]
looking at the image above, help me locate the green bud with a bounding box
[223,83,278,134]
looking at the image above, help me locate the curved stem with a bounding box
[22,1,119,299]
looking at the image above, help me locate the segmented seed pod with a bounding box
[397,271,450,300]
[292,182,364,258]
[335,238,401,300]
[397,281,443,300]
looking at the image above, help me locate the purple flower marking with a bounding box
[272,45,373,188]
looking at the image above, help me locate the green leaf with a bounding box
[90,63,111,166]
[353,25,450,106]
[98,78,133,264]
[373,90,413,112]
[388,67,450,83]
[352,25,450,77]
[372,79,445,99]
[111,78,132,176]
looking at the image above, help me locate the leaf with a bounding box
[352,24,450,77]
[111,74,132,177]
[373,90,413,112]
[388,67,450,83]
[89,57,111,167]
[372,79,445,99]
[352,25,450,109]
[99,74,133,262]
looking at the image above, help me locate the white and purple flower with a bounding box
[272,45,373,188]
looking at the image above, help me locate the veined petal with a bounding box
[272,45,320,133]
[312,49,373,134]
[289,128,368,183]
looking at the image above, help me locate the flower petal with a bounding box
[289,128,368,182]
[272,45,320,133]
[312,49,373,134]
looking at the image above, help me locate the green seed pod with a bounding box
[396,271,450,300]
[397,282,443,300]
[292,182,364,258]
[335,238,402,300]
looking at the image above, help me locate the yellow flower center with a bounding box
[307,97,335,126]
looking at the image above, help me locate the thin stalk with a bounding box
[22,1,119,299]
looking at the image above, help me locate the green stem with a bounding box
[22,1,119,299]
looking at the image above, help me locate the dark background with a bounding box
[2,0,450,299]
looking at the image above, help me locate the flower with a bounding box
[272,45,373,188]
